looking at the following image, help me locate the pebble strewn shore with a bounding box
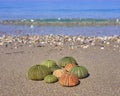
[1,35,120,96]
[0,35,120,49]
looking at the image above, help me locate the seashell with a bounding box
[117,39,120,43]
[106,42,110,45]
[103,36,108,40]
[100,47,104,50]
[73,36,76,42]
[0,42,3,46]
[71,46,74,49]
[77,37,81,41]
[91,41,95,45]
[68,38,72,42]
[58,42,63,46]
[81,45,89,49]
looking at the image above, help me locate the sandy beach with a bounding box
[0,35,120,96]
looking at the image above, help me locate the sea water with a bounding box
[0,1,120,36]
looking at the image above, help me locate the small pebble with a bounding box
[0,42,3,46]
[81,45,89,49]
[71,46,74,49]
[106,42,110,45]
[0,35,120,49]
[101,47,104,50]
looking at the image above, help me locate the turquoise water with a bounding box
[0,1,120,20]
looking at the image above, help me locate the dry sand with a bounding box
[0,42,120,96]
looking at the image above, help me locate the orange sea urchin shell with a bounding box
[65,63,76,71]
[53,69,66,78]
[59,73,79,87]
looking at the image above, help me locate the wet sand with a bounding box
[0,35,120,96]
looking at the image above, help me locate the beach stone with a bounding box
[101,47,104,50]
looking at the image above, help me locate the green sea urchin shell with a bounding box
[28,65,52,80]
[44,75,58,83]
[58,56,77,68]
[70,66,89,79]
[49,65,61,72]
[41,60,57,68]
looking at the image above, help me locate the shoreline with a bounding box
[0,35,120,49]
[0,18,120,26]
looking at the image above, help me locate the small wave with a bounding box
[0,18,120,26]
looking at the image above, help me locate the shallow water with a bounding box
[0,24,120,36]
[0,1,120,36]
